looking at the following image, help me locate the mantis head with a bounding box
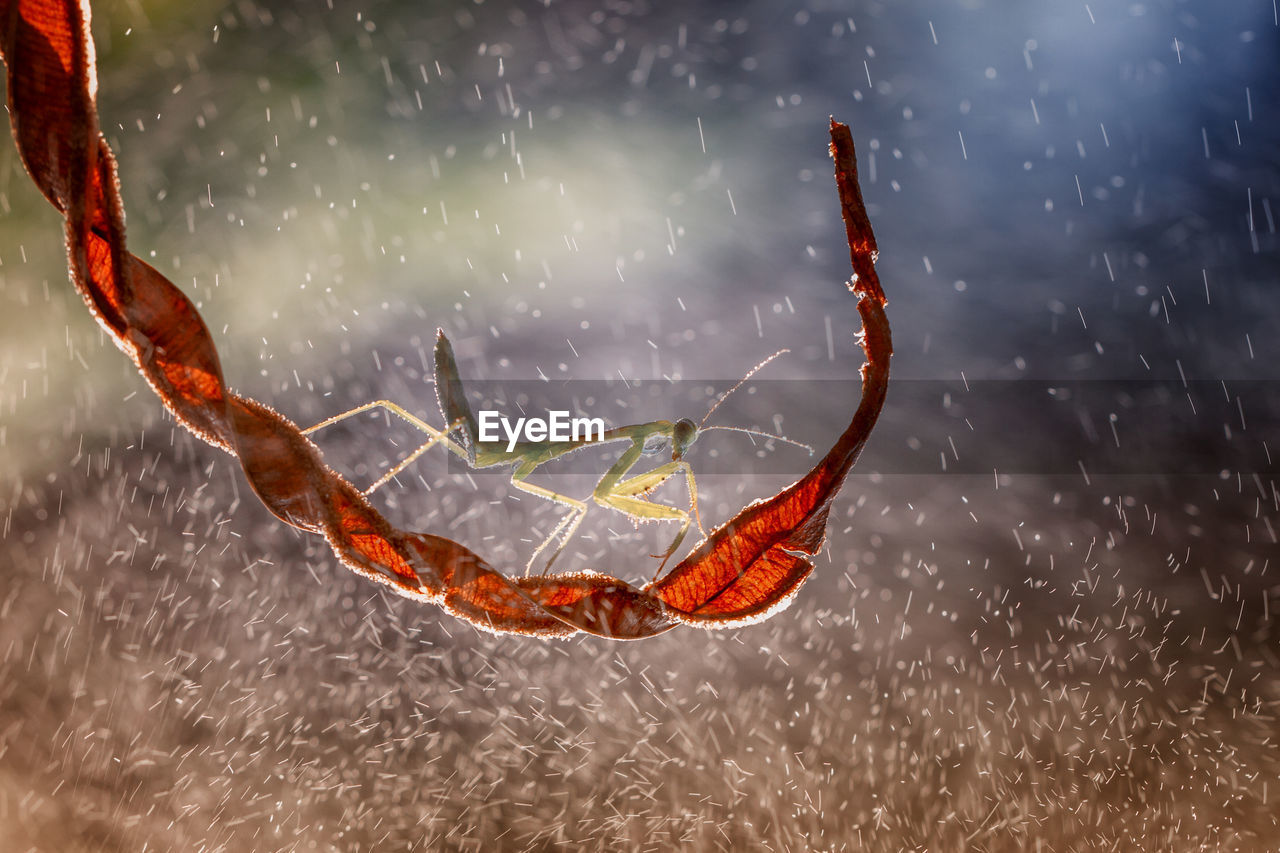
[671,417,699,460]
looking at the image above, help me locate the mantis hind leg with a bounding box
[303,400,468,495]
[508,461,590,575]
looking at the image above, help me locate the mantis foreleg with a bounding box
[592,442,703,578]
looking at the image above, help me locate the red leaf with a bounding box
[650,119,892,627]
[0,1,890,639]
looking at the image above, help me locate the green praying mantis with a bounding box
[304,331,811,576]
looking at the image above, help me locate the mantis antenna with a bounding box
[696,349,813,454]
[698,348,791,429]
[701,425,814,455]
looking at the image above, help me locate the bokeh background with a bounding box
[2,0,1278,849]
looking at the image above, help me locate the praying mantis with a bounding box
[304,330,811,576]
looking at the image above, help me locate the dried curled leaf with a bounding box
[649,120,891,627]
[0,0,889,638]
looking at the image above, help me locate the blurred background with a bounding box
[1,0,1277,848]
